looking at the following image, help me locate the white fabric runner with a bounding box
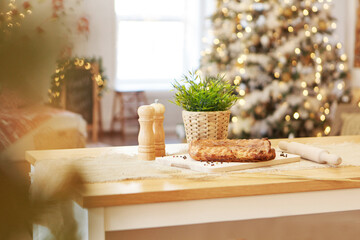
[31,142,360,184]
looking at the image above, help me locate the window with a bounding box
[115,0,209,91]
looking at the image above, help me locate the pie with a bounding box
[189,138,276,162]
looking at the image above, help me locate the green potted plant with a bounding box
[172,72,239,142]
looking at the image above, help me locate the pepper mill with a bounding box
[151,99,166,157]
[138,105,155,160]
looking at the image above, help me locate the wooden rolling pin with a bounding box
[278,141,342,166]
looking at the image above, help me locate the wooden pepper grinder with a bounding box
[151,99,166,157]
[138,105,155,160]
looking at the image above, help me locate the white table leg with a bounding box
[88,208,105,240]
[74,202,105,240]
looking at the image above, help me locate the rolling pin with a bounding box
[278,141,342,166]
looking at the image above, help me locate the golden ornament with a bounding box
[281,72,291,82]
[318,20,327,31]
[283,8,293,18]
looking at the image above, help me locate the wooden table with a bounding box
[26,136,360,240]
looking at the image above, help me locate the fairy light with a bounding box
[285,115,291,121]
[326,44,332,51]
[293,112,300,119]
[323,3,329,10]
[222,7,229,15]
[337,82,344,90]
[339,63,345,70]
[324,108,330,114]
[324,126,331,135]
[237,32,243,38]
[288,26,294,32]
[303,89,309,96]
[316,58,322,64]
[310,52,316,59]
[295,48,301,54]
[320,114,326,121]
[323,37,329,43]
[317,93,323,101]
[317,65,323,72]
[239,99,246,106]
[312,6,318,12]
[246,15,253,21]
[291,5,297,11]
[239,89,246,96]
[232,116,238,123]
[304,101,310,109]
[314,86,320,92]
[301,81,307,88]
[305,31,311,37]
[315,72,321,79]
[336,42,342,49]
[237,24,242,30]
[311,27,317,33]
[274,72,280,78]
[340,54,347,61]
[303,9,309,16]
[213,38,220,44]
[245,26,252,33]
[317,132,323,137]
[331,22,337,29]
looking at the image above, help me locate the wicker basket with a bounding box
[182,110,231,143]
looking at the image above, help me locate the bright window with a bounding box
[115,0,207,91]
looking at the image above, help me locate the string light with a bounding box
[324,126,331,135]
[301,81,307,88]
[285,115,291,121]
[245,26,252,33]
[317,93,323,101]
[303,9,309,16]
[295,48,301,54]
[326,44,332,51]
[239,99,246,106]
[288,26,294,32]
[320,114,326,121]
[340,54,347,61]
[232,116,238,123]
[213,38,220,44]
[311,27,317,33]
[305,31,311,37]
[303,89,309,96]
[293,112,300,119]
[323,37,329,43]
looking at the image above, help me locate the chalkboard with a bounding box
[65,68,94,124]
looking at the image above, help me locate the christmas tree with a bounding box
[200,0,350,138]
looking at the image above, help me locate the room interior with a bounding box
[1,0,360,240]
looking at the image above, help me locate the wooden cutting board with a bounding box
[155,151,300,173]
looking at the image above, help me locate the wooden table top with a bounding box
[26,135,360,209]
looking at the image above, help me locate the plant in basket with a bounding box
[171,72,239,142]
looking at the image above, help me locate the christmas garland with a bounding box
[48,57,107,107]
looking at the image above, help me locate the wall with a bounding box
[80,0,360,134]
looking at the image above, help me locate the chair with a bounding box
[110,90,148,135]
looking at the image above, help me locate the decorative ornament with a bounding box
[282,8,293,18]
[318,19,327,31]
[251,34,260,45]
[260,35,270,47]
[281,72,291,82]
